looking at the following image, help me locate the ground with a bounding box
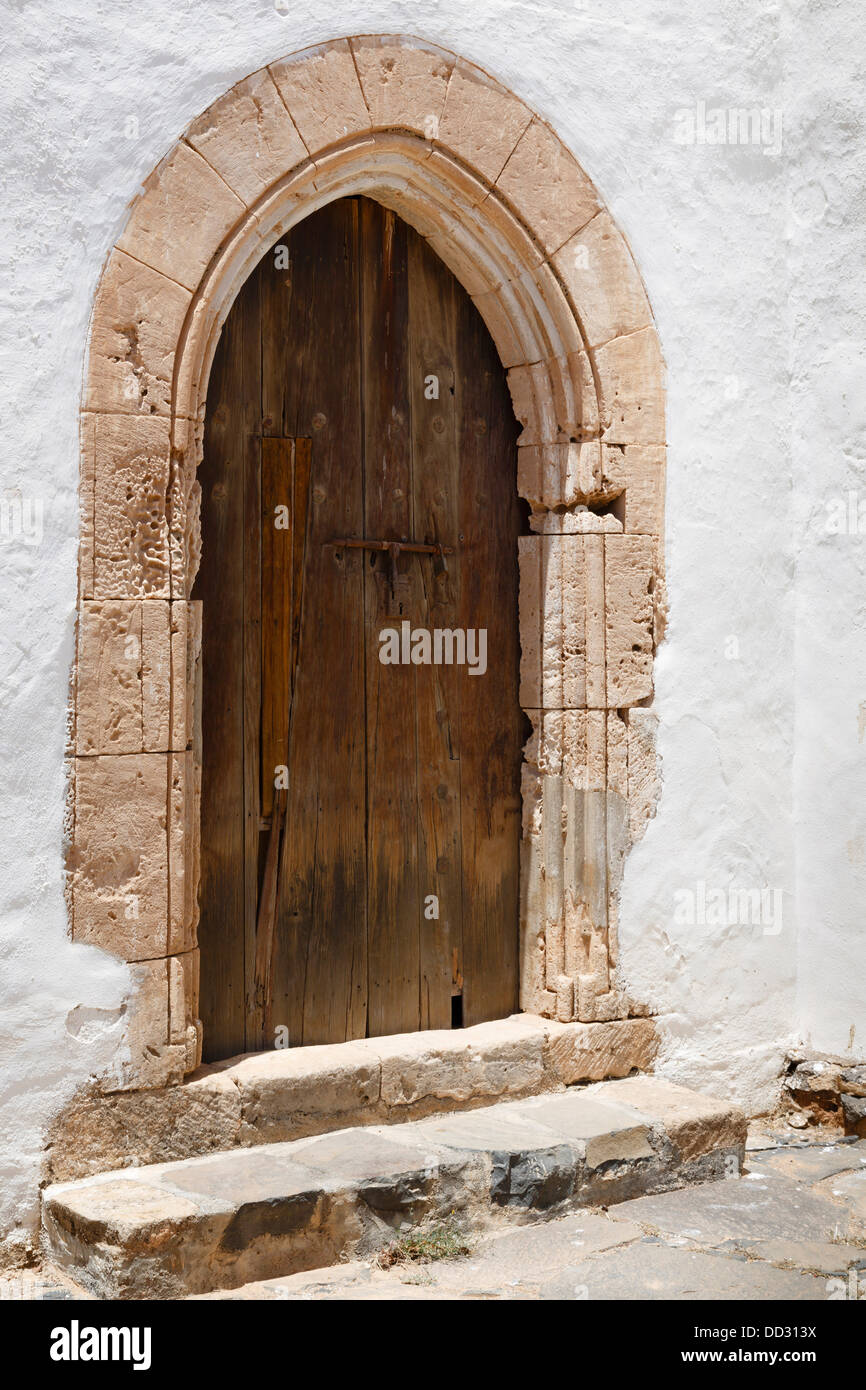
[8,1124,866,1301]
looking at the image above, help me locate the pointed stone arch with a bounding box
[72,34,665,1089]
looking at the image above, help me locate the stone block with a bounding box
[70,753,169,959]
[555,349,599,442]
[225,1043,380,1144]
[79,413,97,601]
[471,288,525,368]
[545,1018,658,1084]
[437,61,532,182]
[621,444,665,535]
[170,948,202,1073]
[43,1072,242,1182]
[506,361,558,447]
[594,326,666,445]
[596,1076,748,1163]
[269,40,371,152]
[370,1016,548,1110]
[553,212,652,349]
[109,958,186,1092]
[496,120,599,255]
[604,536,654,706]
[519,535,607,709]
[424,226,494,298]
[169,600,201,752]
[92,414,171,600]
[85,250,191,417]
[76,600,170,755]
[185,68,308,206]
[351,35,454,138]
[140,600,172,751]
[168,750,198,954]
[168,416,203,599]
[118,142,245,293]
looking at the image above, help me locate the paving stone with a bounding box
[538,1242,826,1301]
[428,1212,643,1289]
[608,1170,857,1245]
[748,1140,866,1184]
[816,1168,866,1225]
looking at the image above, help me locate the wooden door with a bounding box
[196,197,523,1060]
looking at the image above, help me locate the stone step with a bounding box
[42,1077,746,1299]
[46,1014,659,1183]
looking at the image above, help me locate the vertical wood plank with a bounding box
[243,429,262,1049]
[406,228,463,1030]
[260,437,294,820]
[361,198,422,1038]
[196,266,260,1062]
[272,200,367,1045]
[456,278,523,1027]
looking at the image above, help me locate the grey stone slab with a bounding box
[428,1212,643,1290]
[816,1168,866,1222]
[288,1129,432,1183]
[158,1148,330,1204]
[608,1171,856,1245]
[402,1108,568,1154]
[507,1093,655,1167]
[748,1140,866,1184]
[46,1178,205,1236]
[538,1243,827,1300]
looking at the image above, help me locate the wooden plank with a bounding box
[242,430,263,1049]
[361,197,422,1039]
[455,274,523,1027]
[196,266,260,1062]
[260,438,294,819]
[271,199,367,1045]
[406,226,462,1030]
[290,438,312,689]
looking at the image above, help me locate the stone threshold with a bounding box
[42,1076,746,1300]
[45,1015,659,1184]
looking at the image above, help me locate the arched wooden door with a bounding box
[195,196,523,1061]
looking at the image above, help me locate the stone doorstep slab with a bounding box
[42,1077,746,1300]
[47,1014,660,1182]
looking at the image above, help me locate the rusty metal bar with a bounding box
[328,537,455,556]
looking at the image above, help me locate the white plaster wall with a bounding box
[0,0,862,1248]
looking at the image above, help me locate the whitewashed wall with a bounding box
[0,0,863,1252]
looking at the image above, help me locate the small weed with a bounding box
[375,1221,473,1269]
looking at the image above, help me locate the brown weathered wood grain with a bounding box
[198,195,521,1056]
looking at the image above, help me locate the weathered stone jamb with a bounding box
[71,34,666,1091]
